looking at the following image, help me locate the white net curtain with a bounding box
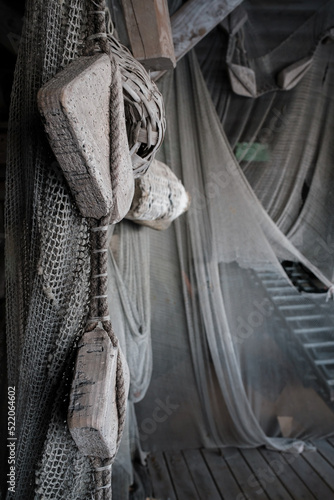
[4,0,334,498]
[135,0,334,453]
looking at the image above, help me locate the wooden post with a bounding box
[121,0,176,71]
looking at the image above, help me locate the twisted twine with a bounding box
[84,2,127,498]
[86,0,110,55]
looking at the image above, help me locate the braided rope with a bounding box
[84,2,127,498]
[89,457,113,500]
[86,0,110,55]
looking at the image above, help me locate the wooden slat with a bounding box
[152,0,243,80]
[284,451,334,498]
[172,0,243,62]
[240,447,293,500]
[302,449,334,492]
[182,449,222,499]
[164,450,200,499]
[202,448,243,499]
[221,447,269,499]
[260,448,316,500]
[327,437,334,448]
[315,439,334,465]
[148,446,334,500]
[147,452,177,500]
[121,0,175,71]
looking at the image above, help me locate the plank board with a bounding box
[164,450,200,499]
[315,439,334,466]
[152,0,244,80]
[283,451,334,499]
[182,449,221,499]
[202,448,243,499]
[147,452,177,500]
[300,449,334,492]
[121,0,175,70]
[327,437,334,448]
[260,448,316,500]
[240,447,293,500]
[221,447,269,499]
[172,0,243,62]
[148,445,334,500]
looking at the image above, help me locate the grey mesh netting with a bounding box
[4,0,334,499]
[135,31,334,454]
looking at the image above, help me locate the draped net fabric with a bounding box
[135,39,334,452]
[4,0,334,498]
[197,1,334,280]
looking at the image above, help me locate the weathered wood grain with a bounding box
[68,328,119,459]
[202,448,242,498]
[152,0,244,80]
[147,452,177,500]
[38,54,113,220]
[164,451,201,499]
[121,0,176,71]
[183,449,221,499]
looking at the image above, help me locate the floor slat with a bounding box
[147,452,177,500]
[202,448,243,499]
[315,439,334,466]
[182,449,222,499]
[148,443,334,500]
[164,450,200,499]
[240,447,293,500]
[221,447,269,499]
[281,451,334,499]
[302,448,334,491]
[260,448,316,499]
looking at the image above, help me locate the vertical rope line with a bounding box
[84,3,127,498]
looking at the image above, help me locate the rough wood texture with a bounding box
[152,0,243,81]
[121,0,176,71]
[125,159,190,230]
[68,328,119,459]
[37,54,113,219]
[109,59,134,224]
[149,443,334,500]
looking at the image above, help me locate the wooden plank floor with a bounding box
[147,439,334,500]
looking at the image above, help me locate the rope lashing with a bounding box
[83,2,127,499]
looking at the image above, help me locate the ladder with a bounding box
[255,268,334,401]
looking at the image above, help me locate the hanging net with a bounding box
[4,0,334,497]
[135,20,334,456]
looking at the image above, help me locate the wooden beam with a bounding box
[121,0,176,71]
[152,0,244,81]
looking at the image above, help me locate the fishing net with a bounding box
[135,1,334,455]
[4,0,152,497]
[5,0,334,497]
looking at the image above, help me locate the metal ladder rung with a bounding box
[304,341,334,349]
[278,304,315,311]
[314,359,334,366]
[286,314,323,322]
[294,326,333,334]
[273,295,302,302]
